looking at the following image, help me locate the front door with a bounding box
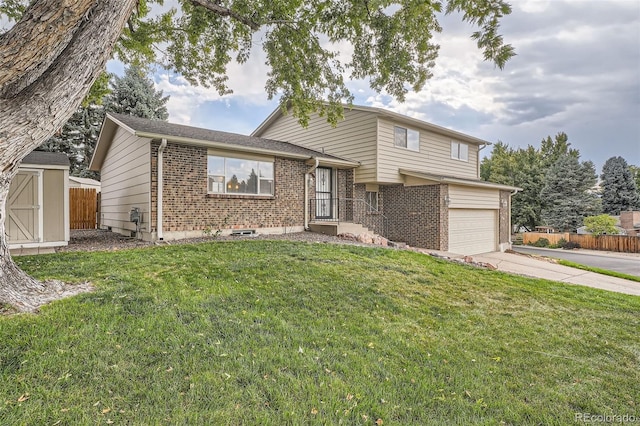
[8,171,41,243]
[315,167,333,219]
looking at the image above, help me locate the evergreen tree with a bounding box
[540,155,600,231]
[481,132,581,231]
[104,65,169,120]
[38,106,104,180]
[630,165,640,200]
[37,73,110,179]
[600,157,640,215]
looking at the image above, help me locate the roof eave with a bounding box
[253,103,493,146]
[89,114,136,171]
[251,105,283,137]
[399,169,522,192]
[135,131,354,163]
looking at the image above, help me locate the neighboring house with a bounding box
[620,211,640,236]
[252,104,520,255]
[578,212,640,236]
[69,176,101,192]
[8,151,70,254]
[89,113,358,241]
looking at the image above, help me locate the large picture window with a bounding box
[207,155,274,195]
[394,126,420,151]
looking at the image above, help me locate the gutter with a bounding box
[304,157,320,229]
[157,138,167,241]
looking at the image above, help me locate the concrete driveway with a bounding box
[470,251,640,296]
[512,246,640,277]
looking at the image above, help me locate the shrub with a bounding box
[529,238,550,248]
[583,214,618,236]
[562,241,581,250]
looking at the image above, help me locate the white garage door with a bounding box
[449,209,497,255]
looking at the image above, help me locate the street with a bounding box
[512,246,640,277]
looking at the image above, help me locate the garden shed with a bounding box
[8,151,70,254]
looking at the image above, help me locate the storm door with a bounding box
[315,167,333,219]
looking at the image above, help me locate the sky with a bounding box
[109,0,640,173]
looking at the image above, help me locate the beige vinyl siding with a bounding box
[42,169,65,242]
[448,185,500,209]
[100,127,151,234]
[258,109,378,183]
[377,118,479,183]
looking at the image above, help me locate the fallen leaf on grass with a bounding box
[102,407,111,414]
[311,408,318,415]
[17,394,29,402]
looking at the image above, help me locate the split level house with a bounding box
[90,106,520,255]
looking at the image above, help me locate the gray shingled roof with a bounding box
[109,113,355,163]
[22,151,70,167]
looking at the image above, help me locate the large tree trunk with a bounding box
[0,0,137,312]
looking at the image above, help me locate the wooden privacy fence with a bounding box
[70,188,98,229]
[523,232,640,253]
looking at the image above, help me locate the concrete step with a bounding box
[308,221,371,237]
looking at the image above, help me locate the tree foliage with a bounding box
[583,214,619,236]
[104,65,169,120]
[37,66,169,179]
[481,132,578,231]
[600,156,640,215]
[114,0,515,125]
[540,155,600,232]
[37,106,104,180]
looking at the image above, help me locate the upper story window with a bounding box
[451,141,469,162]
[394,126,420,152]
[207,155,274,195]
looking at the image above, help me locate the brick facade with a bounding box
[376,183,446,250]
[499,190,511,245]
[150,142,308,237]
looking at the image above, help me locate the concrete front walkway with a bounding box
[471,251,640,296]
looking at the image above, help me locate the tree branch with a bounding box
[0,0,96,98]
[189,0,260,30]
[0,0,138,172]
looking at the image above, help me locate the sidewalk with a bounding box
[472,251,640,296]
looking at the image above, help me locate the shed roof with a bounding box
[21,151,70,167]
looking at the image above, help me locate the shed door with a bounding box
[8,171,41,243]
[449,209,496,255]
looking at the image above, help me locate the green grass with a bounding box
[557,259,640,283]
[2,240,639,425]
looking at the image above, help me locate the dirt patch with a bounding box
[56,229,382,253]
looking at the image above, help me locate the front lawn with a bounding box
[2,240,638,424]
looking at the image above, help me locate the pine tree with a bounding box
[481,132,581,231]
[37,73,110,178]
[600,157,640,215]
[540,155,600,231]
[104,65,169,120]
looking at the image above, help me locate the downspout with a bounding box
[157,138,167,241]
[508,188,521,246]
[304,157,320,230]
[478,143,488,178]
